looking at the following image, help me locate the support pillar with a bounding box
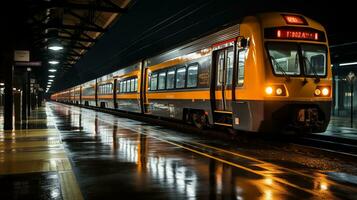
[3,52,13,130]
[14,91,21,122]
[22,71,28,120]
[27,72,31,116]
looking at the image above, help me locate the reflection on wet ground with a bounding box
[0,172,62,200]
[0,106,83,200]
[46,102,357,200]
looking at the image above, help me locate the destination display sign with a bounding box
[264,27,326,42]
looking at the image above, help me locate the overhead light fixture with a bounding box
[0,83,4,86]
[48,79,54,82]
[339,62,357,66]
[48,75,55,78]
[48,45,63,51]
[48,38,63,51]
[49,60,59,65]
[48,69,57,72]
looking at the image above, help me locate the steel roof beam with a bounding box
[66,58,79,62]
[45,24,107,32]
[59,29,94,42]
[68,52,82,57]
[37,1,127,13]
[67,11,104,31]
[68,45,90,50]
[56,35,96,43]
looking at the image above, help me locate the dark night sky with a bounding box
[2,0,356,91]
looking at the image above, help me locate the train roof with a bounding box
[144,23,240,67]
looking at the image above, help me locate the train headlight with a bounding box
[265,85,286,96]
[314,86,331,97]
[322,88,329,96]
[314,88,321,96]
[265,86,273,95]
[276,88,283,95]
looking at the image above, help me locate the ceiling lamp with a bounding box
[339,62,357,66]
[48,75,55,78]
[48,69,57,72]
[48,45,63,51]
[48,39,63,51]
[49,60,59,65]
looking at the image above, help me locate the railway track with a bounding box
[290,134,357,159]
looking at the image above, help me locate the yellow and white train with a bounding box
[52,12,332,133]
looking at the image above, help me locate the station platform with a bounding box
[0,106,83,200]
[321,117,357,141]
[1,102,357,199]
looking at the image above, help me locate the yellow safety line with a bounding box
[213,122,233,127]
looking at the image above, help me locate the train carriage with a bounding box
[97,74,115,109]
[51,12,332,133]
[142,29,229,126]
[68,87,75,104]
[73,86,81,105]
[81,80,96,107]
[114,62,142,113]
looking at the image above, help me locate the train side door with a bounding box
[214,46,234,112]
[142,67,150,114]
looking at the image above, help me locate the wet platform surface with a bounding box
[2,102,357,199]
[0,106,82,200]
[319,117,357,141]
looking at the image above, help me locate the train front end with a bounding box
[259,13,332,133]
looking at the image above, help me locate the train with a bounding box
[51,12,332,133]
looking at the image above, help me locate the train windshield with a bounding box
[267,43,301,75]
[267,42,327,77]
[301,44,327,76]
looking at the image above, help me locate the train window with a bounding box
[130,79,135,92]
[187,64,198,88]
[123,81,127,93]
[226,50,234,85]
[120,81,123,93]
[301,44,327,76]
[151,73,158,91]
[126,80,131,92]
[217,52,225,86]
[135,78,138,91]
[237,48,247,87]
[158,72,166,90]
[109,84,112,94]
[176,67,186,88]
[166,69,175,89]
[267,43,300,75]
[148,75,151,90]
